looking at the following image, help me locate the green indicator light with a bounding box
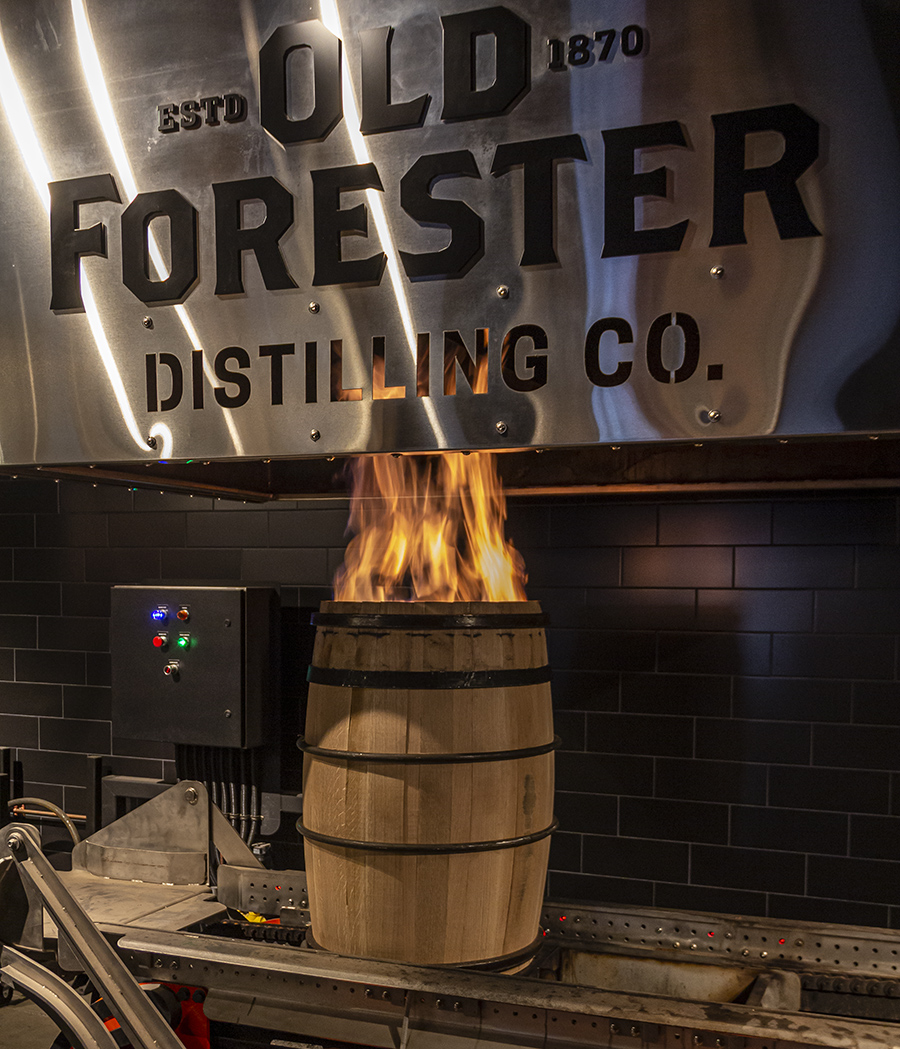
[177,635,190,648]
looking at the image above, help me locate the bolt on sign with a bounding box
[0,0,898,465]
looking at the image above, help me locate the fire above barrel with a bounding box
[299,600,557,968]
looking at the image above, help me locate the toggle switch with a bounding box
[163,661,180,679]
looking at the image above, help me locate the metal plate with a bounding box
[0,0,898,466]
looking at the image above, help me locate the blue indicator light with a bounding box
[151,608,167,622]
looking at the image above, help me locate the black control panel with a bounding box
[110,585,278,748]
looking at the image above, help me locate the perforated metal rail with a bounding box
[541,900,900,976]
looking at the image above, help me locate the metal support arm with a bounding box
[0,944,120,1049]
[0,824,184,1049]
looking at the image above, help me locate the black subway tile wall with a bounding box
[5,477,900,926]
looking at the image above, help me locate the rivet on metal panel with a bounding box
[709,266,725,279]
[673,942,681,948]
[495,421,508,435]
[142,316,154,328]
[631,1026,641,1037]
[308,302,320,313]
[497,285,509,298]
[184,788,198,805]
[146,435,158,449]
[310,429,321,442]
[610,1023,620,1035]
[224,710,232,718]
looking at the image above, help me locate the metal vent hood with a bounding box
[1,0,899,500]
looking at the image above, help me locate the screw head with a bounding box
[224,709,232,718]
[710,265,725,279]
[495,421,508,435]
[496,285,509,298]
[147,435,157,449]
[142,316,154,328]
[308,301,320,314]
[184,787,199,805]
[310,429,321,442]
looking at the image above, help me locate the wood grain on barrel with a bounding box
[303,601,555,966]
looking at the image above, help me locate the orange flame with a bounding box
[333,452,527,602]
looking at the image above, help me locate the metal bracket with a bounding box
[74,780,262,884]
[0,825,44,950]
[216,865,308,918]
[260,791,302,835]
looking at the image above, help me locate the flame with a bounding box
[333,452,527,602]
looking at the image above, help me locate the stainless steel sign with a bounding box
[0,0,898,465]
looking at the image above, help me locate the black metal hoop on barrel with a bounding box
[297,735,561,764]
[296,818,558,854]
[306,665,551,689]
[310,612,548,630]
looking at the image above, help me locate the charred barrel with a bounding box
[299,600,557,968]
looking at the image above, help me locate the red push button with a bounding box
[152,633,168,649]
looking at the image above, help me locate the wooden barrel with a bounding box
[299,600,556,968]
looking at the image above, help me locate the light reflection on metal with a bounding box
[148,422,174,460]
[70,0,246,458]
[0,24,51,210]
[0,19,148,456]
[318,0,447,448]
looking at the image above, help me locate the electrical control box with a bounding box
[110,585,278,748]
